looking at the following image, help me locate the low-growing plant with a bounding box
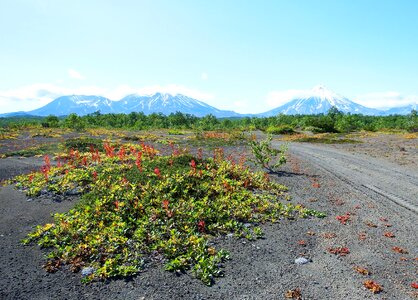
[13,142,323,285]
[64,137,103,152]
[265,125,295,135]
[3,143,59,157]
[167,129,185,135]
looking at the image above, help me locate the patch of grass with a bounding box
[64,137,103,152]
[167,129,186,135]
[3,143,60,157]
[280,133,360,144]
[265,125,295,135]
[188,130,248,147]
[294,137,360,144]
[13,142,323,285]
[403,132,417,139]
[0,130,19,140]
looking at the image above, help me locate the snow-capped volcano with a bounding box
[24,93,240,118]
[117,93,240,117]
[260,85,382,116]
[28,95,117,116]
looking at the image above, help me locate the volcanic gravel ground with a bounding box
[0,142,417,299]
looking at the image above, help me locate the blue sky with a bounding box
[1,0,418,113]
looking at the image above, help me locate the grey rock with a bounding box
[81,267,95,277]
[294,257,310,265]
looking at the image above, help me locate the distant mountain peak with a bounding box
[260,86,381,116]
[310,85,344,103]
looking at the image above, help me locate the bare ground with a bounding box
[0,134,417,299]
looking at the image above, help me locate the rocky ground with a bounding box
[0,133,417,299]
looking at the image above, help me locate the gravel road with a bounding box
[285,142,418,216]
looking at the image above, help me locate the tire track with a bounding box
[280,142,418,215]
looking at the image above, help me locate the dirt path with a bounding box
[285,142,418,215]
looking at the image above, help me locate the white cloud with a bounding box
[201,73,208,80]
[0,83,213,113]
[354,92,418,109]
[68,69,85,80]
[266,89,311,107]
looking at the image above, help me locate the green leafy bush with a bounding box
[265,125,295,135]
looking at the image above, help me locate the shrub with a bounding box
[249,134,288,172]
[265,125,295,135]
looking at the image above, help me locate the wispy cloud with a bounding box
[266,89,311,107]
[354,92,418,109]
[0,83,213,113]
[68,68,85,80]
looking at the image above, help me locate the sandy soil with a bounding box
[0,134,417,299]
[331,132,418,171]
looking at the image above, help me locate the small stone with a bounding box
[294,257,310,265]
[81,267,95,277]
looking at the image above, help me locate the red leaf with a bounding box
[197,220,205,233]
[154,168,161,177]
[328,247,350,256]
[383,232,395,238]
[392,246,408,254]
[336,213,351,225]
[364,280,382,294]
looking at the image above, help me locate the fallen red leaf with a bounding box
[392,246,408,254]
[365,221,378,228]
[354,266,370,275]
[411,282,418,289]
[312,182,321,188]
[383,232,395,238]
[336,213,351,225]
[364,280,383,294]
[328,247,350,256]
[285,288,302,299]
[322,232,337,239]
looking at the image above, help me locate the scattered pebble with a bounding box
[294,257,310,265]
[81,267,95,277]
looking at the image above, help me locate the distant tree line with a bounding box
[1,108,417,133]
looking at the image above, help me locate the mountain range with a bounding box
[1,86,416,118]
